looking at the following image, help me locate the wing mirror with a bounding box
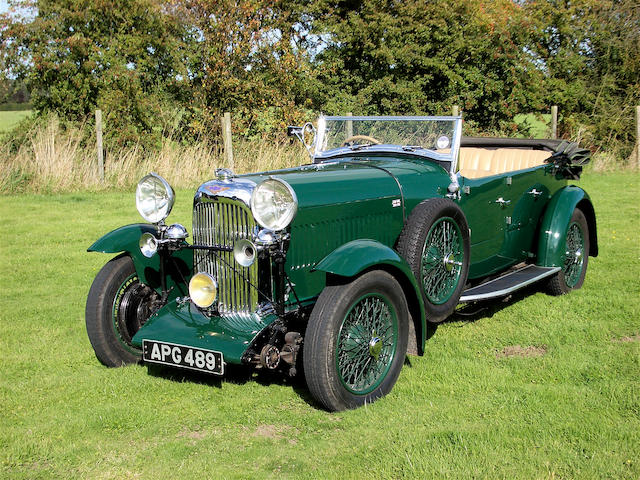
[287,126,303,137]
[287,122,316,158]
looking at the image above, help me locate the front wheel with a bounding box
[85,255,159,367]
[303,270,409,411]
[546,208,590,295]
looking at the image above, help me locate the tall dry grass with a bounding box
[0,115,308,193]
[2,114,635,194]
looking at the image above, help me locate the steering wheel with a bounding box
[341,135,382,147]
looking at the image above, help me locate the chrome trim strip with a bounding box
[323,115,462,121]
[459,266,561,302]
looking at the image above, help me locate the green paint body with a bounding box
[536,186,597,267]
[88,223,193,300]
[131,302,277,364]
[89,155,597,364]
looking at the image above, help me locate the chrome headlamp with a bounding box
[135,173,175,224]
[250,178,298,231]
[165,223,188,240]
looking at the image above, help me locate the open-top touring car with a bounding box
[86,116,596,411]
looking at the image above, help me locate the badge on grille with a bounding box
[205,185,230,194]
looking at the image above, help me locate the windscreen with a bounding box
[317,116,457,154]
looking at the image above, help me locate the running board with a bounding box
[460,265,561,302]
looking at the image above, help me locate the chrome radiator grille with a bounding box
[193,198,258,314]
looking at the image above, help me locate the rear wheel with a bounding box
[303,271,409,411]
[546,208,590,295]
[86,255,158,366]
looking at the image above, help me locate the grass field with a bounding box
[1,173,638,479]
[0,110,32,133]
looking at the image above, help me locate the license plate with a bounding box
[142,340,224,375]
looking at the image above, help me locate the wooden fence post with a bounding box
[346,112,353,139]
[221,112,234,170]
[551,105,558,139]
[95,109,104,182]
[452,105,459,117]
[636,106,640,169]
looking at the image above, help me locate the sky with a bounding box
[0,1,8,14]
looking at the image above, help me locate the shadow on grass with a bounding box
[143,284,552,409]
[146,358,318,406]
[446,283,545,325]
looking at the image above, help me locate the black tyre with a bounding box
[303,270,409,411]
[85,255,158,367]
[546,208,590,295]
[397,198,470,323]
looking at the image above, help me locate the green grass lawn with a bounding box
[1,173,638,479]
[0,110,32,133]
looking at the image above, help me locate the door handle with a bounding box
[495,197,511,206]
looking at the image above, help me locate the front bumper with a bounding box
[131,300,278,365]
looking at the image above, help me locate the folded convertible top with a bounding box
[461,137,590,165]
[460,137,590,179]
[461,136,565,150]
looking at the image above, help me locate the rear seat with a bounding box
[458,147,551,179]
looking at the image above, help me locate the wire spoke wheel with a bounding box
[336,294,398,395]
[86,255,159,367]
[420,217,464,305]
[546,208,590,296]
[303,270,409,411]
[563,221,585,288]
[397,198,470,323]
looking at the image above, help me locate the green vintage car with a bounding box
[86,116,596,411]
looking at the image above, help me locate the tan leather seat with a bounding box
[458,148,550,178]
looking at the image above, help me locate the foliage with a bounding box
[0,0,638,160]
[0,77,30,105]
[307,0,544,132]
[169,0,315,140]
[524,0,640,158]
[1,0,190,148]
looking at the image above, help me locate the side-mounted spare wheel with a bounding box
[86,255,159,367]
[303,270,409,411]
[397,198,470,323]
[546,208,590,295]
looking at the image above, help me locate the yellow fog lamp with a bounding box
[189,272,218,308]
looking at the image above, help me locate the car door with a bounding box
[459,174,516,279]
[501,164,554,260]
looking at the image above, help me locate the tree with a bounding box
[173,0,314,139]
[1,0,190,146]
[306,0,544,130]
[524,0,640,156]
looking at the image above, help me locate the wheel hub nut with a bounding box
[443,253,462,273]
[369,336,382,360]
